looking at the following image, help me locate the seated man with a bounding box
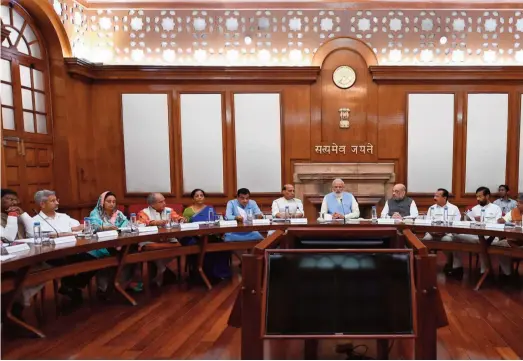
[272,184,304,219]
[30,190,89,304]
[320,179,359,220]
[493,184,517,215]
[1,189,46,317]
[137,193,184,286]
[381,183,419,219]
[1,189,33,242]
[224,188,264,242]
[28,190,84,237]
[422,188,461,271]
[496,192,523,281]
[450,187,503,280]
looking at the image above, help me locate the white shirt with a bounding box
[320,193,360,219]
[427,202,461,222]
[0,213,33,242]
[381,199,419,218]
[271,197,304,218]
[466,203,502,223]
[28,211,80,237]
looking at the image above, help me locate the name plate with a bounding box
[485,223,505,230]
[452,221,472,228]
[4,243,30,254]
[219,220,238,227]
[414,219,433,226]
[52,236,77,245]
[252,219,271,226]
[180,223,200,231]
[290,218,308,225]
[377,219,396,225]
[97,230,119,238]
[138,226,159,233]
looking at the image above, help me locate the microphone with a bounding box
[339,198,347,224]
[33,209,59,237]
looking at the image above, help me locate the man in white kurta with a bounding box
[449,187,503,278]
[272,184,304,218]
[423,188,461,242]
[320,179,360,220]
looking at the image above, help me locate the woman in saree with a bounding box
[89,191,141,293]
[182,189,232,283]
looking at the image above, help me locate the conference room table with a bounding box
[2,220,523,338]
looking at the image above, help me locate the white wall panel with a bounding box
[465,93,508,193]
[407,94,455,193]
[122,94,171,193]
[234,93,281,193]
[519,94,523,191]
[180,94,224,193]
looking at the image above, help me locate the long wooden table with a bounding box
[2,221,523,339]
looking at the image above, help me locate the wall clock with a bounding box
[332,65,356,89]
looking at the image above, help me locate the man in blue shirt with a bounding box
[224,188,264,242]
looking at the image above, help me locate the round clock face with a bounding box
[332,66,356,89]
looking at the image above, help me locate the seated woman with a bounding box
[182,189,232,282]
[89,191,140,292]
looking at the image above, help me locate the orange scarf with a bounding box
[510,208,522,222]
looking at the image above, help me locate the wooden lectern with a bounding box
[228,225,448,360]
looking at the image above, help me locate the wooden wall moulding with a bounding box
[64,58,321,84]
[370,66,523,83]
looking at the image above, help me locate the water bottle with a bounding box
[209,209,215,224]
[371,206,377,221]
[247,209,253,223]
[443,206,449,225]
[285,206,290,221]
[33,222,42,245]
[165,209,172,229]
[84,217,92,236]
[130,213,137,232]
[480,208,485,225]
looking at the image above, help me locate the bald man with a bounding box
[320,179,360,220]
[272,184,304,218]
[381,184,419,219]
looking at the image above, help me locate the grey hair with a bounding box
[147,192,160,205]
[517,193,523,202]
[332,178,344,185]
[34,190,55,205]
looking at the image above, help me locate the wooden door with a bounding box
[1,137,53,212]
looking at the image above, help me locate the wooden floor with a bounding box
[2,261,523,360]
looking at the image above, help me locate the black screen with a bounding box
[265,252,413,336]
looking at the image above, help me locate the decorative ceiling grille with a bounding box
[49,0,523,65]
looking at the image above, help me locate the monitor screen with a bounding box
[264,251,414,336]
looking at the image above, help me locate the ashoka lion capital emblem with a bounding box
[339,108,350,129]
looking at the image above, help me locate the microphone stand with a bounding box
[339,198,347,224]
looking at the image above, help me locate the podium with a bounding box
[228,225,447,359]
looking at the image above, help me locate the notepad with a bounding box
[0,254,16,261]
[4,243,30,254]
[97,230,119,238]
[219,220,238,227]
[485,223,505,230]
[377,219,396,225]
[180,223,200,230]
[414,219,432,226]
[52,236,77,245]
[290,218,308,225]
[138,226,159,233]
[452,221,472,228]
[252,219,271,226]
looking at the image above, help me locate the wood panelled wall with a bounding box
[51,58,523,220]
